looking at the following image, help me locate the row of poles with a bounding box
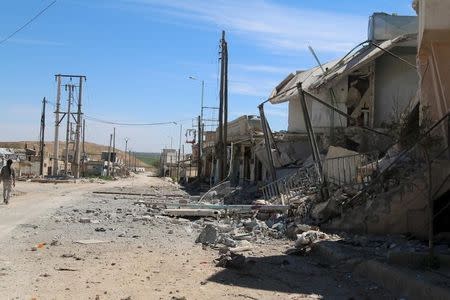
[105,130,139,177]
[39,74,140,178]
[52,74,85,178]
[41,31,229,180]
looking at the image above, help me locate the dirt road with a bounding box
[0,174,392,299]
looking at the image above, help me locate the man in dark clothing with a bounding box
[1,159,16,204]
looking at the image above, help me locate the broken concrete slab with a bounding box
[295,230,330,248]
[163,209,221,218]
[195,224,219,245]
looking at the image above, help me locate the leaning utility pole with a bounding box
[53,75,62,176]
[39,97,46,176]
[258,104,277,182]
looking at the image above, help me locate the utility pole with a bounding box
[82,119,86,177]
[124,138,129,170]
[177,124,183,182]
[217,31,225,182]
[188,77,205,180]
[197,116,202,178]
[128,150,132,172]
[53,74,86,177]
[258,104,277,182]
[53,75,61,176]
[107,134,112,176]
[39,97,46,176]
[64,84,74,175]
[112,127,116,177]
[73,76,85,179]
[223,31,229,180]
[217,30,228,182]
[199,80,204,180]
[134,152,137,171]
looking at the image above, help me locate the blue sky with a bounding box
[0,0,415,152]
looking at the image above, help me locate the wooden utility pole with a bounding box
[107,134,112,176]
[53,75,62,176]
[39,97,46,176]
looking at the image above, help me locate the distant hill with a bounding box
[135,152,160,168]
[0,141,150,168]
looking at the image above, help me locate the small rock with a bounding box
[195,224,218,245]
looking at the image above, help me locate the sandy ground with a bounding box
[0,173,394,300]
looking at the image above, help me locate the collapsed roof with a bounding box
[268,33,417,105]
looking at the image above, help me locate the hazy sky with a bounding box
[0,0,415,152]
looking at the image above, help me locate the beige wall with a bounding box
[287,78,348,133]
[417,0,450,122]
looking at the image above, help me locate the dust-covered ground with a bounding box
[0,173,394,299]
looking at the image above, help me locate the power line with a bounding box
[0,1,57,46]
[84,115,184,126]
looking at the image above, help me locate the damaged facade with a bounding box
[200,115,267,186]
[259,11,449,239]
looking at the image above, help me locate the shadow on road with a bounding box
[206,254,351,298]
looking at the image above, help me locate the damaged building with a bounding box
[259,11,449,239]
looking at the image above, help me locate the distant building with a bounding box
[159,149,178,177]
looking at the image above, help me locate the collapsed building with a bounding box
[257,11,449,239]
[200,115,266,186]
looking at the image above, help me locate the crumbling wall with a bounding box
[322,160,450,239]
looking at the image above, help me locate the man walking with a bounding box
[1,159,15,204]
